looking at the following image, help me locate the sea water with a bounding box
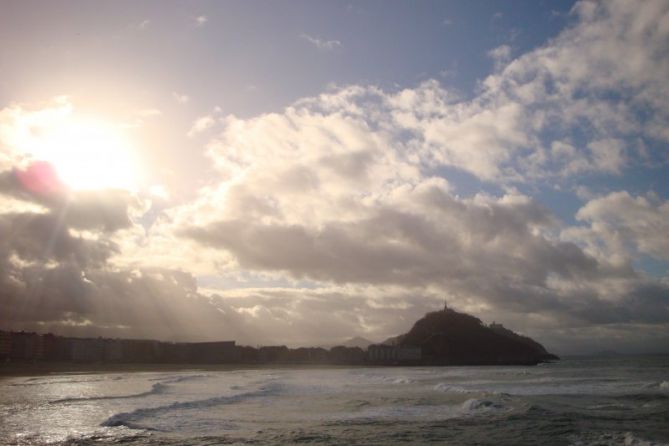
[1,357,668,445]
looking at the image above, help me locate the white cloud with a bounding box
[172,92,190,104]
[0,97,73,171]
[195,15,208,27]
[569,191,669,261]
[588,138,626,173]
[300,33,342,51]
[148,184,170,201]
[476,0,669,178]
[123,108,162,129]
[187,115,216,137]
[488,44,512,70]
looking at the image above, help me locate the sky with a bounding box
[1,0,668,355]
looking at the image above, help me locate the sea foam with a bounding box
[460,398,504,413]
[51,382,168,404]
[433,383,474,394]
[101,382,282,429]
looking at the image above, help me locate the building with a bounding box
[329,346,365,364]
[397,346,422,362]
[188,341,239,363]
[0,331,11,360]
[258,345,290,362]
[42,333,70,361]
[9,332,44,360]
[103,339,124,362]
[290,347,329,363]
[367,344,422,364]
[120,339,160,363]
[237,345,259,363]
[158,342,190,363]
[70,338,104,362]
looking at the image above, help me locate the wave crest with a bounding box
[101,383,282,429]
[434,383,473,394]
[51,382,168,404]
[461,398,504,413]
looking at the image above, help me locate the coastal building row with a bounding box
[0,330,423,365]
[367,344,422,364]
[0,331,239,363]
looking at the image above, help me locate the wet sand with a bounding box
[0,361,354,380]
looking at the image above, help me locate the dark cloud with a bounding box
[0,167,136,232]
[178,183,669,353]
[64,189,137,232]
[0,263,250,342]
[181,192,612,288]
[0,212,116,267]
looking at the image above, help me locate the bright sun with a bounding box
[24,115,139,192]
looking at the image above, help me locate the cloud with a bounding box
[136,108,161,117]
[1,1,669,353]
[565,191,669,262]
[195,15,207,27]
[474,0,669,179]
[172,92,190,104]
[0,263,250,342]
[0,94,209,341]
[160,0,669,352]
[120,108,162,129]
[187,115,216,137]
[0,162,241,342]
[301,33,342,51]
[0,97,72,171]
[488,44,512,70]
[183,189,574,288]
[1,167,139,232]
[178,136,666,346]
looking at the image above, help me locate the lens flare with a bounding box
[15,161,64,197]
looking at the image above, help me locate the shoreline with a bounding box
[0,359,559,380]
[0,361,365,380]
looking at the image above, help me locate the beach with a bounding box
[2,356,668,445]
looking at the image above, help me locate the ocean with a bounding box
[1,357,668,445]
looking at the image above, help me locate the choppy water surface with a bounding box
[1,357,668,445]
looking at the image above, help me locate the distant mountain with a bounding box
[392,306,558,365]
[381,334,404,346]
[334,337,374,350]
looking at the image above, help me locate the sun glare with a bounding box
[23,115,139,192]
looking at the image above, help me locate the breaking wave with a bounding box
[101,382,282,429]
[51,382,168,404]
[390,377,412,384]
[434,383,475,394]
[460,398,504,413]
[11,376,124,387]
[148,374,209,384]
[50,374,211,404]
